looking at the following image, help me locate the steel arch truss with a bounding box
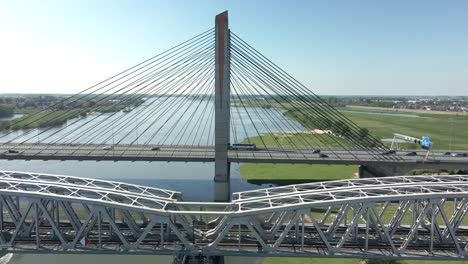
[2,172,468,260]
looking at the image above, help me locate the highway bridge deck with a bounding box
[1,143,467,167]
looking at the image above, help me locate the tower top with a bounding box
[215,11,228,24]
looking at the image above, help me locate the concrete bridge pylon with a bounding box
[214,11,231,202]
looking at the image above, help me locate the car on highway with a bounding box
[230,143,257,151]
[382,150,396,155]
[405,151,417,156]
[102,146,113,150]
[452,153,468,157]
[151,147,161,151]
[312,148,321,154]
[319,153,329,158]
[7,149,19,154]
[443,152,452,156]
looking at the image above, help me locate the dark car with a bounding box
[405,151,417,156]
[312,148,321,154]
[7,149,19,154]
[452,153,468,157]
[319,153,329,158]
[382,150,396,155]
[443,152,452,156]
[151,147,161,151]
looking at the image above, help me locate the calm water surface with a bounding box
[0,114,24,121]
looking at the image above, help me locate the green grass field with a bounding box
[241,163,358,184]
[241,107,468,264]
[340,107,468,150]
[244,132,350,148]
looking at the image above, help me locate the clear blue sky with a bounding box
[0,0,467,95]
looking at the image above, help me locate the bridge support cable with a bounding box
[169,81,214,149]
[157,71,214,147]
[230,77,273,161]
[0,13,410,165]
[231,64,322,151]
[139,62,214,147]
[186,91,214,148]
[0,34,216,159]
[113,54,215,148]
[46,37,214,142]
[230,32,400,161]
[231,33,379,150]
[197,103,215,148]
[108,54,214,147]
[230,73,295,160]
[154,75,214,157]
[231,43,363,159]
[230,39,386,162]
[230,49,354,160]
[125,56,214,147]
[21,53,216,158]
[60,41,215,145]
[0,29,215,145]
[28,43,216,159]
[40,43,215,150]
[231,66,305,154]
[231,62,344,161]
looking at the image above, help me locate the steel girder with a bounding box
[1,171,468,260]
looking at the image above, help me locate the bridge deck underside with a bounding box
[0,172,468,259]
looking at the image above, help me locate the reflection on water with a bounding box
[0,254,12,264]
[0,114,24,121]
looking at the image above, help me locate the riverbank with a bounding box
[0,104,139,130]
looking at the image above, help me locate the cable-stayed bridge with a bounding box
[0,11,467,202]
[1,11,468,263]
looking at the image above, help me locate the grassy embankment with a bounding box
[240,107,468,264]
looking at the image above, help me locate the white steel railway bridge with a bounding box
[1,170,468,262]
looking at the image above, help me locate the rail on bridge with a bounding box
[0,170,468,260]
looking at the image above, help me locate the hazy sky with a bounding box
[0,0,467,95]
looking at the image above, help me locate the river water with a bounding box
[0,98,304,263]
[0,114,25,121]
